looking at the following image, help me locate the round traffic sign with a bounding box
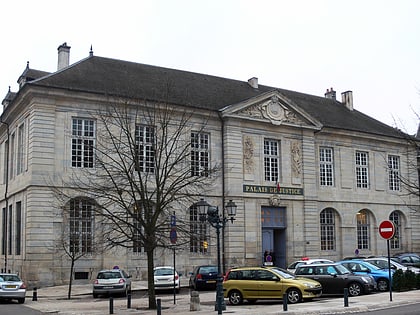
[379,220,395,240]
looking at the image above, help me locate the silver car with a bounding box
[0,273,26,303]
[93,269,132,298]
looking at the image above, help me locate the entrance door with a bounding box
[261,207,287,268]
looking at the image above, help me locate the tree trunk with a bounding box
[68,257,75,299]
[147,249,156,309]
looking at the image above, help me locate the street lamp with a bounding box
[196,198,237,314]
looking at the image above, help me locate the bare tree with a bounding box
[57,99,220,308]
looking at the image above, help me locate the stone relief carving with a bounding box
[291,141,302,177]
[238,95,301,125]
[269,194,281,206]
[243,136,255,173]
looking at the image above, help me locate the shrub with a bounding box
[392,269,417,291]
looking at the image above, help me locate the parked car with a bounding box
[287,258,334,273]
[364,257,420,274]
[93,268,132,298]
[294,262,376,296]
[189,265,218,290]
[154,266,181,293]
[0,273,26,303]
[339,260,393,291]
[223,266,322,305]
[392,253,420,268]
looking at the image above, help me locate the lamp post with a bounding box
[196,198,237,314]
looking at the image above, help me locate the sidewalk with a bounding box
[24,280,420,315]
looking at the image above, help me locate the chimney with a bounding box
[324,87,336,100]
[341,91,353,111]
[248,77,258,89]
[57,42,71,70]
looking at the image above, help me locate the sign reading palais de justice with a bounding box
[243,184,304,195]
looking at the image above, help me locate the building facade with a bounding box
[1,43,419,287]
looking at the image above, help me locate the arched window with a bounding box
[189,204,209,253]
[320,208,335,250]
[389,211,401,249]
[69,197,95,254]
[356,210,370,250]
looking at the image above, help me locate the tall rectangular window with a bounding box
[9,133,15,179]
[17,124,25,175]
[189,205,209,253]
[388,155,400,191]
[15,202,21,255]
[69,198,94,254]
[319,147,334,186]
[355,151,369,188]
[320,208,335,250]
[135,125,155,173]
[3,141,8,184]
[132,204,143,253]
[357,210,370,250]
[1,208,5,255]
[264,139,280,182]
[72,118,95,168]
[191,132,209,177]
[8,205,12,255]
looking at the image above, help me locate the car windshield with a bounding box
[155,268,175,276]
[97,272,122,279]
[271,268,296,279]
[0,274,21,281]
[200,266,218,273]
[336,264,351,274]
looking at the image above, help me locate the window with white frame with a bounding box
[319,147,334,186]
[355,151,369,188]
[388,155,400,191]
[191,132,209,177]
[72,118,95,168]
[17,124,25,175]
[320,208,335,250]
[189,204,209,253]
[69,198,94,254]
[264,139,280,182]
[389,211,401,249]
[132,203,143,253]
[356,210,370,250]
[135,125,155,173]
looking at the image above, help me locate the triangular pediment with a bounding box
[220,90,323,129]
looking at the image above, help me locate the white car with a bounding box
[364,257,420,274]
[0,273,26,303]
[93,269,132,298]
[287,258,334,273]
[154,266,181,293]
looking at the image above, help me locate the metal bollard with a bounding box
[157,298,162,315]
[32,287,38,301]
[127,293,131,309]
[343,288,349,307]
[109,296,114,314]
[283,293,288,311]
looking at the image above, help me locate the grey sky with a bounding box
[1,0,419,133]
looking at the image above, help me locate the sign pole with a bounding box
[387,239,392,302]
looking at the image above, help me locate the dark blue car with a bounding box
[189,265,219,290]
[339,260,394,291]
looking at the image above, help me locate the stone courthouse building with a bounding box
[1,43,419,287]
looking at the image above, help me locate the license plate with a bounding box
[102,286,113,289]
[207,280,216,283]
[5,285,16,289]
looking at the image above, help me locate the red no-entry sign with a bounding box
[379,220,395,240]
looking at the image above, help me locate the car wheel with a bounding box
[228,290,243,305]
[17,298,25,304]
[377,278,389,291]
[348,282,362,296]
[286,288,302,304]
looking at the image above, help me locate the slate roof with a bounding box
[10,55,405,139]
